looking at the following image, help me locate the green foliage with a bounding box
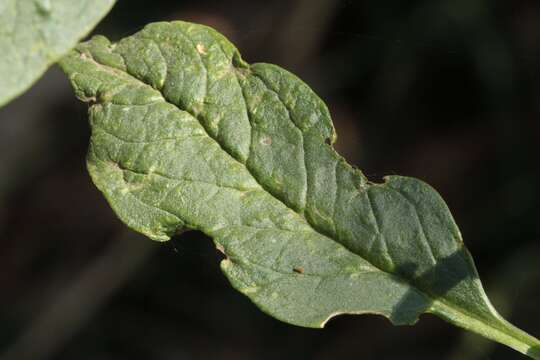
[0,0,115,107]
[59,21,540,358]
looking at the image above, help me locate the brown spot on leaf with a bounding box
[261,137,272,145]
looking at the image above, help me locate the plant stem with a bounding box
[431,300,540,359]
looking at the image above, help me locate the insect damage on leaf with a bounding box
[59,21,540,358]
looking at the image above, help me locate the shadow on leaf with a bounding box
[389,247,477,324]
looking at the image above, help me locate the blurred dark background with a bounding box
[1,0,539,359]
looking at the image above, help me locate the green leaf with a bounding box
[59,21,540,358]
[0,0,116,107]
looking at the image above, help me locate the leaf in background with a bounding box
[59,21,540,358]
[0,0,116,107]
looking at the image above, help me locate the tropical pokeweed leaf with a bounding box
[0,0,116,107]
[59,21,540,358]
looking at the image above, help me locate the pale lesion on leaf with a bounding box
[196,43,207,55]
